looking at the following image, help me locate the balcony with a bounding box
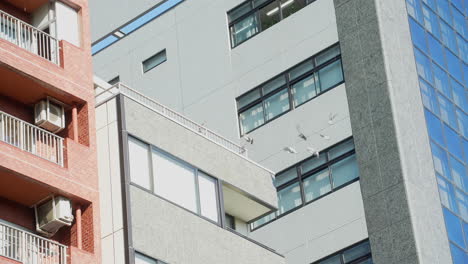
[0,221,67,264]
[0,9,60,65]
[0,110,64,166]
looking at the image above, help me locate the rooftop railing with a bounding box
[0,221,67,264]
[0,110,64,166]
[95,82,250,156]
[0,9,60,65]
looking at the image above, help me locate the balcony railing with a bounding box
[0,221,67,264]
[0,9,60,65]
[0,110,64,166]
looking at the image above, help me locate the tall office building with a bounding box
[91,0,467,263]
[0,0,101,263]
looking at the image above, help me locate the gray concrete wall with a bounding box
[334,0,451,263]
[250,182,368,264]
[89,0,164,42]
[96,98,126,264]
[123,96,278,209]
[130,185,285,264]
[92,0,345,173]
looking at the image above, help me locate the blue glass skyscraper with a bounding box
[407,0,468,262]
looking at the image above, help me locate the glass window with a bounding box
[228,2,252,22]
[428,35,446,68]
[262,75,286,95]
[281,0,306,19]
[422,4,440,38]
[231,14,259,46]
[450,242,468,264]
[440,22,459,55]
[406,0,423,23]
[436,0,452,25]
[438,93,458,129]
[301,155,327,174]
[438,175,459,213]
[452,6,466,37]
[315,46,341,66]
[451,79,467,112]
[455,109,468,138]
[425,109,444,145]
[135,253,157,264]
[431,142,452,179]
[342,241,371,263]
[446,49,463,82]
[329,139,354,160]
[108,76,120,85]
[443,207,466,248]
[277,182,302,214]
[290,60,315,80]
[455,190,468,221]
[239,102,265,134]
[303,169,331,202]
[152,149,198,212]
[318,255,341,264]
[238,89,261,109]
[251,211,275,229]
[444,124,463,160]
[292,74,318,107]
[409,17,428,53]
[275,167,298,187]
[198,172,219,222]
[259,1,281,31]
[225,214,236,229]
[128,137,151,190]
[415,49,433,83]
[420,79,440,115]
[432,63,451,98]
[264,88,290,121]
[449,155,468,193]
[331,155,359,188]
[317,59,344,91]
[142,50,167,73]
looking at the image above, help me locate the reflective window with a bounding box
[443,207,466,248]
[277,182,302,214]
[135,252,167,264]
[237,44,342,134]
[128,137,151,190]
[251,138,358,229]
[128,137,220,223]
[142,50,167,73]
[228,0,316,47]
[315,240,372,264]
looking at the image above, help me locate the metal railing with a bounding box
[95,83,248,157]
[0,221,67,264]
[0,9,60,65]
[0,110,64,166]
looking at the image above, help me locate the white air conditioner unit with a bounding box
[34,97,65,133]
[34,196,74,237]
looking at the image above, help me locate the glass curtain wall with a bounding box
[406,0,468,262]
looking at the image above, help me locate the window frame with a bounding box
[236,43,344,135]
[127,135,221,225]
[142,49,167,73]
[249,137,358,231]
[311,239,372,264]
[227,0,318,48]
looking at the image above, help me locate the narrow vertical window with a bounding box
[128,137,151,190]
[198,172,219,222]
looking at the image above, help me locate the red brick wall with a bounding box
[78,104,90,146]
[0,197,34,230]
[0,95,33,123]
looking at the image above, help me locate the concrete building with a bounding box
[91,0,467,263]
[0,0,101,264]
[94,79,285,264]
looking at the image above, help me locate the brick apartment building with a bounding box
[0,0,100,263]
